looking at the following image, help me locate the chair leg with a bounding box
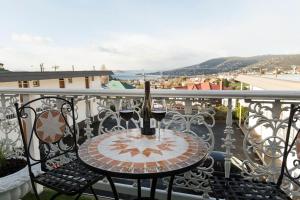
[50,192,62,200]
[150,177,158,200]
[137,179,141,199]
[167,175,175,200]
[29,179,41,200]
[106,176,119,200]
[90,186,99,200]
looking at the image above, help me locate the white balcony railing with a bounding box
[0,88,300,199]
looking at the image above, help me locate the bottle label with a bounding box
[150,118,156,128]
[140,120,143,128]
[141,119,155,128]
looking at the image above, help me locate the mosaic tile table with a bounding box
[79,128,208,200]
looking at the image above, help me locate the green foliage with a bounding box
[22,189,93,200]
[110,104,116,112]
[0,142,7,168]
[214,105,228,120]
[214,102,249,122]
[233,102,249,122]
[222,78,230,87]
[0,151,5,167]
[229,81,249,90]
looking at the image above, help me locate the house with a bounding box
[0,70,113,123]
[0,70,113,89]
[173,82,227,90]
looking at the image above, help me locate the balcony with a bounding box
[0,88,299,199]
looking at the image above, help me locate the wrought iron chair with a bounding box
[210,104,300,200]
[15,96,105,200]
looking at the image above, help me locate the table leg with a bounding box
[137,179,141,199]
[150,178,157,199]
[106,175,119,200]
[167,175,175,200]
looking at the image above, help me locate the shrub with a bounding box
[0,143,7,168]
[214,105,228,120]
[233,102,249,123]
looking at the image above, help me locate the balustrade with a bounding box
[0,88,299,199]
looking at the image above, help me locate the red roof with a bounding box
[174,82,227,90]
[173,86,187,90]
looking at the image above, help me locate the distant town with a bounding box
[1,53,300,91]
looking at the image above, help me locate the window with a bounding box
[23,81,29,88]
[59,78,65,88]
[91,76,94,81]
[68,78,72,83]
[85,77,90,89]
[33,80,40,87]
[18,81,22,88]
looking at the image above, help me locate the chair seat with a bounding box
[34,159,103,195]
[210,173,291,200]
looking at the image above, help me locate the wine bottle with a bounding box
[141,81,155,135]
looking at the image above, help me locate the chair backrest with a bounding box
[15,96,77,175]
[277,104,300,188]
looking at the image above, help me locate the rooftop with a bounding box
[174,82,229,90]
[0,70,113,82]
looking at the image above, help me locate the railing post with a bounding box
[0,94,7,142]
[222,98,235,178]
[22,94,40,160]
[84,96,93,139]
[239,82,243,127]
[184,98,192,115]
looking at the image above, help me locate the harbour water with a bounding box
[112,70,162,80]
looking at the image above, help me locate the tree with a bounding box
[223,79,230,87]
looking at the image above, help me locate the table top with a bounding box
[78,128,208,178]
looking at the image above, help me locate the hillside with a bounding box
[156,54,300,76]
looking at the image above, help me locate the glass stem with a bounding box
[158,121,161,140]
[126,121,129,134]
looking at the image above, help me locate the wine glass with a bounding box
[151,99,167,139]
[119,99,134,134]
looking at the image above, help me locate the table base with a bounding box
[108,175,175,200]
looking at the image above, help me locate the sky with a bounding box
[0,0,300,71]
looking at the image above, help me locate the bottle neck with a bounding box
[145,91,150,99]
[144,81,151,99]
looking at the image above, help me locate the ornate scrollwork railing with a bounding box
[0,94,23,159]
[1,88,300,199]
[240,99,300,196]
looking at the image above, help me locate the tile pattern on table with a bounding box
[79,129,208,174]
[35,110,66,143]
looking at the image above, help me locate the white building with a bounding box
[0,70,113,123]
[0,70,112,89]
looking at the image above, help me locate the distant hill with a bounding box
[154,54,300,76]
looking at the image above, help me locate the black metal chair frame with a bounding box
[210,104,300,200]
[15,96,109,200]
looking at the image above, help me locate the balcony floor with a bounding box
[22,189,111,200]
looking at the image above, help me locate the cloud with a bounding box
[97,46,121,55]
[2,22,300,72]
[11,33,53,45]
[2,1,300,71]
[3,33,214,71]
